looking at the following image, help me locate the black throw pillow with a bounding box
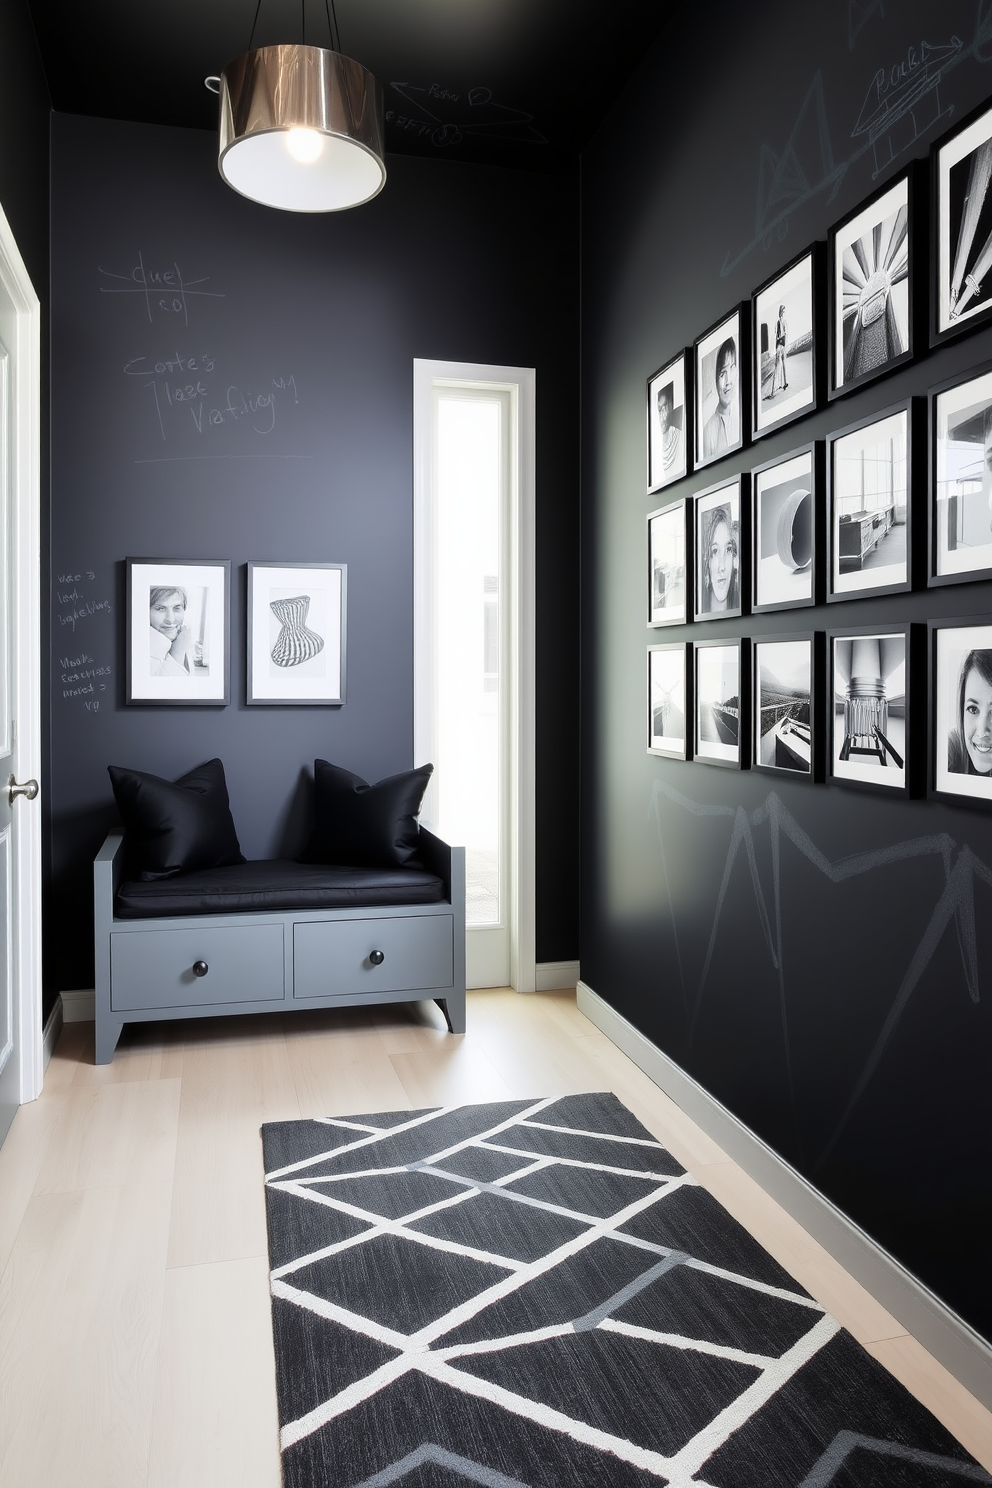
[108,757,246,881]
[299,760,433,868]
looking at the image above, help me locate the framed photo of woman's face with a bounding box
[648,643,689,759]
[828,168,914,399]
[827,402,913,602]
[647,351,690,492]
[648,499,687,626]
[931,619,992,805]
[932,99,992,347]
[751,444,819,613]
[752,246,819,438]
[829,626,911,795]
[752,635,814,779]
[694,476,745,622]
[929,363,992,587]
[694,637,746,769]
[126,557,230,705]
[694,307,747,470]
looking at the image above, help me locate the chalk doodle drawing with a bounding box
[387,82,547,150]
[649,781,988,1172]
[722,2,992,276]
[850,0,886,51]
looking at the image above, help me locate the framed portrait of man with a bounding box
[752,246,820,438]
[647,350,690,493]
[694,307,747,471]
[126,558,230,706]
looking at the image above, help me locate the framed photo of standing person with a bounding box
[247,562,347,705]
[752,635,814,779]
[648,499,687,627]
[694,307,747,470]
[828,168,915,399]
[752,246,819,438]
[647,350,690,492]
[929,363,992,587]
[931,618,992,805]
[829,625,912,796]
[126,558,230,706]
[751,443,820,613]
[648,643,689,759]
[694,637,746,769]
[694,476,745,622]
[827,402,913,602]
[933,99,992,347]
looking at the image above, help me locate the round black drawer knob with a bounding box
[368,949,385,966]
[192,960,209,977]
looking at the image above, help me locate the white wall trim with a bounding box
[0,199,42,1104]
[577,978,992,1409]
[42,997,63,1071]
[61,988,95,1024]
[536,960,580,992]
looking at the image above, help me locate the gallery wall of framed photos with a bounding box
[643,93,992,812]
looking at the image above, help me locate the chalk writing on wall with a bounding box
[121,353,300,443]
[387,82,548,148]
[98,250,224,327]
[55,571,113,711]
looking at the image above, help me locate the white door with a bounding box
[0,204,42,1148]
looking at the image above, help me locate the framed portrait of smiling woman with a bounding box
[694,475,746,622]
[126,558,230,705]
[931,618,992,805]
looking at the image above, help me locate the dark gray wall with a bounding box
[0,0,49,294]
[49,114,580,1008]
[581,0,992,1341]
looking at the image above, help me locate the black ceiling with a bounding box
[26,0,676,175]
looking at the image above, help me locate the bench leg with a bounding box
[95,1016,123,1065]
[435,994,465,1034]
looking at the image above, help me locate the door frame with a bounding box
[413,359,536,993]
[0,200,42,1102]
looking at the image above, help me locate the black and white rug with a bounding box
[261,1092,991,1487]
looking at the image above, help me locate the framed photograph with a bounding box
[694,475,745,621]
[648,644,689,759]
[126,558,230,705]
[827,402,912,601]
[648,499,687,626]
[931,619,992,805]
[694,306,747,470]
[752,635,814,778]
[829,168,914,399]
[694,637,746,769]
[752,245,819,438]
[929,363,992,587]
[247,562,347,705]
[647,351,690,492]
[751,443,820,613]
[933,100,992,346]
[829,626,910,794]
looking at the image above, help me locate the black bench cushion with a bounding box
[114,858,446,918]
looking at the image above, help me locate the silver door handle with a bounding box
[8,776,39,804]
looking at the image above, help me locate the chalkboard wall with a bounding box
[581,0,992,1341]
[48,114,580,1005]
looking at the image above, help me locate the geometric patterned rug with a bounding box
[261,1093,992,1487]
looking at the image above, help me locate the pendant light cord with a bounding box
[247,0,264,51]
[325,0,342,52]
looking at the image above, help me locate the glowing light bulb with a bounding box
[286,128,324,164]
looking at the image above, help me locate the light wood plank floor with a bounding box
[0,988,989,1485]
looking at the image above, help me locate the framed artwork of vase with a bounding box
[247,562,347,705]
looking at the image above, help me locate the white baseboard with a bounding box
[535,960,580,992]
[60,988,95,1023]
[577,978,992,1410]
[42,998,63,1071]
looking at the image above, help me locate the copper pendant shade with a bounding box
[218,44,386,212]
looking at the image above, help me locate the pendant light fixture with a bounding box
[208,0,386,213]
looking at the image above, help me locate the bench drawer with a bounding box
[110,923,285,1011]
[294,915,453,1000]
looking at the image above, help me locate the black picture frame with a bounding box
[694,305,748,471]
[752,244,821,439]
[752,633,816,780]
[125,557,231,706]
[828,165,916,400]
[694,473,747,622]
[647,498,688,627]
[828,623,917,797]
[928,360,992,589]
[751,442,822,614]
[647,349,691,493]
[929,617,992,806]
[694,636,747,769]
[932,97,992,348]
[648,643,690,759]
[247,561,347,705]
[827,399,914,603]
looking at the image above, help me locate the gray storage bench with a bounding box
[93,827,465,1063]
